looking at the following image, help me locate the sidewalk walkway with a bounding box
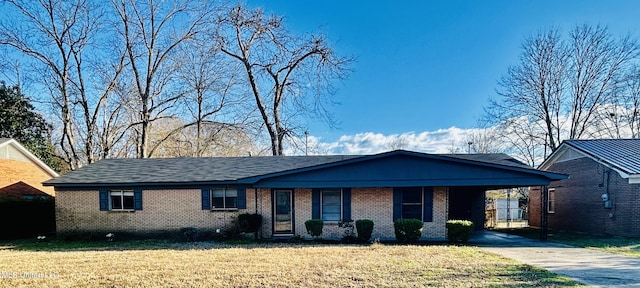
[470,230,640,287]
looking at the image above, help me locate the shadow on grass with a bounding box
[0,237,476,252]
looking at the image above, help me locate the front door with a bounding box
[273,189,294,234]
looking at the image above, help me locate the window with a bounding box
[321,189,342,221]
[211,188,238,209]
[547,188,555,213]
[393,187,433,222]
[110,190,134,211]
[401,187,423,220]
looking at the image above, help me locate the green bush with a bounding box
[238,213,263,233]
[355,219,374,242]
[394,219,423,243]
[446,220,475,243]
[305,219,324,238]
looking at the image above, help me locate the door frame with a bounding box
[272,189,295,235]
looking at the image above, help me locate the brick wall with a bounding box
[261,187,447,240]
[56,189,253,234]
[532,157,640,237]
[0,159,55,195]
[56,186,450,240]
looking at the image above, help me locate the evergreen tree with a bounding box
[0,81,62,172]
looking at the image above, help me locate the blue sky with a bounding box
[247,0,640,147]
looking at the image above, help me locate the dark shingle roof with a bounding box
[565,139,640,175]
[44,151,540,187]
[44,155,363,186]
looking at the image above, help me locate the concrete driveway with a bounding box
[470,230,640,287]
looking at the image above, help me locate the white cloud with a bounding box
[291,126,476,155]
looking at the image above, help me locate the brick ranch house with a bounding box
[530,139,640,238]
[1,138,58,197]
[45,150,565,240]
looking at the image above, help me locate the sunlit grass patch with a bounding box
[0,240,581,287]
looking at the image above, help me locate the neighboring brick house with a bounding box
[45,150,565,240]
[0,138,59,196]
[530,139,640,238]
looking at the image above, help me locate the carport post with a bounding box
[540,185,548,241]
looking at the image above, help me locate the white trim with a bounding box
[0,139,59,177]
[629,175,640,184]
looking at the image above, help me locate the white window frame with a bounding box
[210,188,238,210]
[109,190,134,211]
[547,188,555,213]
[320,188,342,222]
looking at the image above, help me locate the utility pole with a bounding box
[304,131,309,156]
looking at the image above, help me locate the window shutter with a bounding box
[423,187,433,222]
[312,188,320,219]
[134,189,143,210]
[342,188,351,221]
[392,188,402,221]
[201,188,211,210]
[237,187,246,209]
[99,189,108,211]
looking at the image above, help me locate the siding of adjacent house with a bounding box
[55,186,449,240]
[530,156,640,237]
[0,158,56,196]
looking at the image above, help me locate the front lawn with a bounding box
[0,240,580,287]
[495,227,640,258]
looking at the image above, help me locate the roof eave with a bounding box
[1,139,59,177]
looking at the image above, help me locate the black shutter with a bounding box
[237,187,246,209]
[99,189,108,211]
[312,188,320,219]
[392,188,402,221]
[134,189,143,210]
[201,188,211,210]
[342,188,351,221]
[423,187,433,222]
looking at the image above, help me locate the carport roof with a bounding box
[44,150,566,188]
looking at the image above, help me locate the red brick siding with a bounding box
[531,157,640,237]
[0,159,55,196]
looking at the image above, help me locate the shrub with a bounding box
[179,227,200,242]
[304,219,324,238]
[446,220,475,243]
[238,213,263,233]
[355,219,374,242]
[394,219,423,243]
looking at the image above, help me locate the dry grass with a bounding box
[0,241,580,287]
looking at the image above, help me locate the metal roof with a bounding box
[44,150,561,188]
[564,139,640,175]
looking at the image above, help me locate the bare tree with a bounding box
[487,24,639,164]
[111,0,216,158]
[489,28,567,152]
[150,34,250,158]
[0,0,125,169]
[620,66,640,138]
[217,5,353,155]
[566,25,638,140]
